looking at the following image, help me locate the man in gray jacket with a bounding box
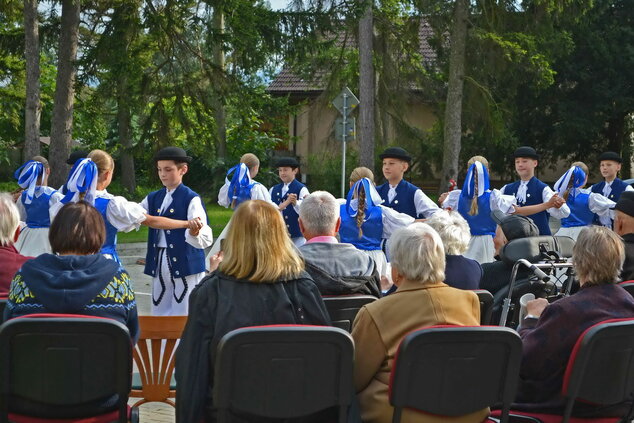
[299,191,381,297]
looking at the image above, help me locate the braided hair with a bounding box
[466,156,489,216]
[349,167,375,238]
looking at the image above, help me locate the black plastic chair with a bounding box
[0,314,138,423]
[390,325,522,423]
[494,318,634,423]
[322,295,377,332]
[473,289,494,325]
[214,325,354,423]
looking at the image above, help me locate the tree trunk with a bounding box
[118,75,135,193]
[439,0,469,195]
[358,0,375,171]
[115,3,137,194]
[212,3,227,160]
[23,0,40,161]
[605,114,629,178]
[48,0,80,188]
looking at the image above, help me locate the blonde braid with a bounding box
[356,186,366,238]
[469,167,479,216]
[563,178,575,202]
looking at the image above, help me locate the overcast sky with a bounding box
[267,0,290,10]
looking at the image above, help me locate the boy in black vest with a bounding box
[591,151,633,227]
[141,147,213,315]
[269,157,309,247]
[376,147,439,219]
[500,146,569,235]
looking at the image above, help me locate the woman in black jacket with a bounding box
[175,200,331,423]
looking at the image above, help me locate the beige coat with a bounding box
[352,281,487,423]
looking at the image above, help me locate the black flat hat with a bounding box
[598,151,622,163]
[513,146,539,160]
[613,191,634,217]
[154,147,192,163]
[379,147,411,162]
[275,157,299,168]
[66,150,88,165]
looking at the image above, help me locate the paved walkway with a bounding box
[121,242,176,422]
[127,399,175,423]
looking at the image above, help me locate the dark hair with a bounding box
[49,201,106,255]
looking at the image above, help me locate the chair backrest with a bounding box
[561,318,634,422]
[322,295,377,332]
[131,315,187,406]
[501,235,575,266]
[389,326,522,423]
[214,325,354,423]
[473,289,494,325]
[618,281,634,298]
[0,298,6,321]
[0,314,132,423]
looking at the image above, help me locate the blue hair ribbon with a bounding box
[14,160,44,205]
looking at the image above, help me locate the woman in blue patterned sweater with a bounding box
[3,201,139,343]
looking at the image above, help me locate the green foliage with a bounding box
[305,146,358,195]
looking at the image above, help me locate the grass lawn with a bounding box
[117,204,233,244]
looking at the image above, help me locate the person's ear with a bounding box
[334,216,342,233]
[298,217,306,236]
[13,226,20,243]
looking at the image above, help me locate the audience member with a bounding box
[613,191,634,281]
[0,193,32,296]
[480,211,539,296]
[298,191,381,297]
[3,202,139,343]
[516,226,634,415]
[352,222,482,423]
[427,210,482,290]
[175,200,330,423]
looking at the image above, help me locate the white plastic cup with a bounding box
[518,293,536,322]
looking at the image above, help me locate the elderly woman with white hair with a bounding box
[352,222,483,423]
[0,193,32,296]
[427,210,483,290]
[516,226,634,415]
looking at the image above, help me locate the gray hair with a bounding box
[574,226,624,286]
[299,191,340,235]
[0,193,20,247]
[388,222,445,284]
[426,209,471,255]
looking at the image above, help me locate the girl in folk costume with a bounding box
[57,151,201,264]
[554,162,615,241]
[217,153,272,209]
[441,156,515,264]
[339,167,415,281]
[14,157,63,256]
[212,153,272,257]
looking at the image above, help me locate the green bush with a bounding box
[305,146,359,196]
[0,181,19,193]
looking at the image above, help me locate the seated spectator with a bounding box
[0,193,32,296]
[298,191,381,297]
[352,222,482,423]
[613,191,634,281]
[516,226,634,415]
[427,210,482,290]
[480,211,539,296]
[3,201,139,344]
[175,200,331,423]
